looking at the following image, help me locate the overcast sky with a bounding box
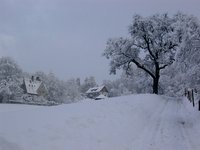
[0,0,199,83]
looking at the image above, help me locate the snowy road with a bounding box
[0,94,199,150]
[131,97,200,150]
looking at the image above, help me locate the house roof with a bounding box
[86,85,107,94]
[24,78,42,95]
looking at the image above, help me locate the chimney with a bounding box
[31,76,34,81]
[36,76,41,81]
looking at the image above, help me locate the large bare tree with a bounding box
[103,13,199,94]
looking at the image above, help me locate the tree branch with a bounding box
[159,64,168,70]
[168,42,178,50]
[143,35,157,62]
[120,52,155,78]
[131,59,155,79]
[132,43,147,50]
[159,59,175,70]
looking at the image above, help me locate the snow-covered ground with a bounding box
[0,94,200,150]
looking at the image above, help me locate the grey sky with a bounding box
[0,0,199,83]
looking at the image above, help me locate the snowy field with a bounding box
[0,94,200,150]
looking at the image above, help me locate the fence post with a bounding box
[199,100,200,111]
[187,91,190,102]
[192,89,195,107]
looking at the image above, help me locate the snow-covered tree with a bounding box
[103,79,121,97]
[0,57,23,102]
[45,72,65,103]
[103,66,152,97]
[33,72,84,103]
[34,71,66,103]
[80,76,97,93]
[0,80,11,103]
[160,13,200,95]
[103,13,197,94]
[65,78,82,102]
[0,57,22,81]
[121,67,152,94]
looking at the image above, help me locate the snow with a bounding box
[0,94,200,150]
[85,85,106,94]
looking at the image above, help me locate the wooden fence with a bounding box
[185,88,200,111]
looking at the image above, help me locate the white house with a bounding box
[22,76,48,97]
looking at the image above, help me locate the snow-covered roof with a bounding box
[86,85,107,94]
[24,78,42,95]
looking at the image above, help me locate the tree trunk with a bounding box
[153,64,160,94]
[153,77,159,94]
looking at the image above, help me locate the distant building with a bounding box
[86,85,108,99]
[21,76,48,97]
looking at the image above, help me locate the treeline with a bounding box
[0,57,98,104]
[0,46,199,105]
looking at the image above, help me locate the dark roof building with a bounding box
[86,85,108,100]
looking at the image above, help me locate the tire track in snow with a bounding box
[130,98,169,150]
[131,97,199,150]
[145,98,170,150]
[149,98,197,150]
[155,99,189,150]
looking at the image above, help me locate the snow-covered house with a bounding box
[21,76,48,97]
[86,85,108,99]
